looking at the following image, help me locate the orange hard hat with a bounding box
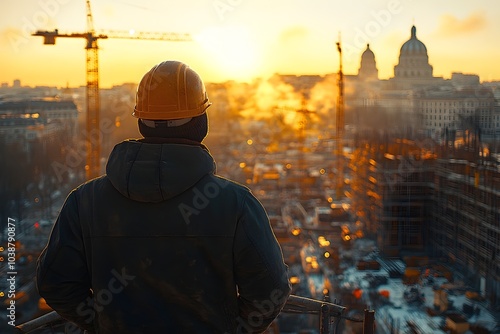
[133,61,211,120]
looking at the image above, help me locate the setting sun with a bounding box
[194,26,262,82]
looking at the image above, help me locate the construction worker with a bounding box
[36,60,291,333]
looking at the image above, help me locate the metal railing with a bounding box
[15,310,66,333]
[281,295,374,334]
[15,294,375,334]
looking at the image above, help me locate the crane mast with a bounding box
[85,0,100,180]
[335,38,345,200]
[32,0,191,180]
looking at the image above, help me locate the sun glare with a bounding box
[194,26,261,81]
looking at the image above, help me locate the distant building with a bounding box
[267,23,499,146]
[349,44,381,110]
[347,25,498,142]
[389,26,444,89]
[0,99,78,153]
[450,72,480,88]
[363,26,443,130]
[416,86,499,139]
[357,44,378,82]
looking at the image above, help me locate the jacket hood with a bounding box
[106,140,216,203]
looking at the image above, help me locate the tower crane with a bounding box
[335,36,345,200]
[32,0,192,180]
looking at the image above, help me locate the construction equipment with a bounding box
[32,0,192,180]
[335,36,345,200]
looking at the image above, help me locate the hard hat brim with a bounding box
[133,100,211,120]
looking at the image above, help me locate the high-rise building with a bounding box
[350,136,500,305]
[432,158,500,306]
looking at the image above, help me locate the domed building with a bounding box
[391,25,442,89]
[358,44,378,81]
[394,26,432,78]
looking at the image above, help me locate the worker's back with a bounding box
[37,140,291,333]
[37,60,291,334]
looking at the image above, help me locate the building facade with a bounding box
[0,99,78,152]
[432,158,500,306]
[350,138,500,305]
[417,87,498,139]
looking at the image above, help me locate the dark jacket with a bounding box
[37,139,291,333]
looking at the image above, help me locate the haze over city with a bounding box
[1,0,500,87]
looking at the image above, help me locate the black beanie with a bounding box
[138,113,208,143]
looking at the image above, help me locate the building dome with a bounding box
[358,44,378,80]
[394,25,433,79]
[400,26,427,55]
[361,44,376,63]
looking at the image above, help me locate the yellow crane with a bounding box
[335,37,345,200]
[32,0,192,180]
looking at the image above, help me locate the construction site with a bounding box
[1,0,500,333]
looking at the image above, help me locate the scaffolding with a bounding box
[432,158,500,306]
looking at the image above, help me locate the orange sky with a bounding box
[1,0,499,87]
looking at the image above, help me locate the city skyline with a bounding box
[1,0,500,88]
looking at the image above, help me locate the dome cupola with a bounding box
[394,25,433,79]
[358,44,378,80]
[400,26,428,55]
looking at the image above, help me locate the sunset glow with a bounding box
[1,0,499,87]
[194,25,262,82]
